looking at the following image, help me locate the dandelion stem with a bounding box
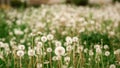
[49,53,52,68]
[77,53,81,68]
[20,57,22,68]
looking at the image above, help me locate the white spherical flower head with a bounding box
[105,51,110,56]
[47,34,54,40]
[18,45,25,50]
[65,36,72,44]
[28,49,35,56]
[109,64,116,68]
[96,48,102,54]
[47,47,52,52]
[55,46,65,56]
[55,41,62,47]
[66,45,72,51]
[52,56,58,61]
[41,36,47,42]
[72,37,78,42]
[84,48,88,53]
[17,50,24,57]
[89,50,94,56]
[104,45,109,49]
[94,44,101,49]
[37,42,43,47]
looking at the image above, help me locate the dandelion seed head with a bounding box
[28,49,35,56]
[18,45,25,50]
[109,64,116,68]
[55,46,65,56]
[47,47,52,52]
[41,36,47,42]
[17,50,24,57]
[47,34,54,40]
[105,51,110,56]
[72,37,78,42]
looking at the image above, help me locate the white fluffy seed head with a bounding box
[96,48,102,54]
[28,49,35,56]
[55,46,65,56]
[84,48,88,53]
[41,36,47,42]
[18,45,25,50]
[105,51,110,56]
[104,45,109,49]
[55,41,62,47]
[37,42,43,47]
[47,34,54,40]
[47,47,52,52]
[66,45,72,51]
[94,44,101,49]
[72,37,78,42]
[52,56,58,61]
[65,36,72,44]
[89,50,94,56]
[109,64,116,68]
[17,50,24,57]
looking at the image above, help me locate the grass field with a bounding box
[0,3,120,68]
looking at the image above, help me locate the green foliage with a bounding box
[71,0,89,5]
[80,32,110,45]
[0,59,6,68]
[113,0,120,2]
[0,11,9,38]
[10,0,27,8]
